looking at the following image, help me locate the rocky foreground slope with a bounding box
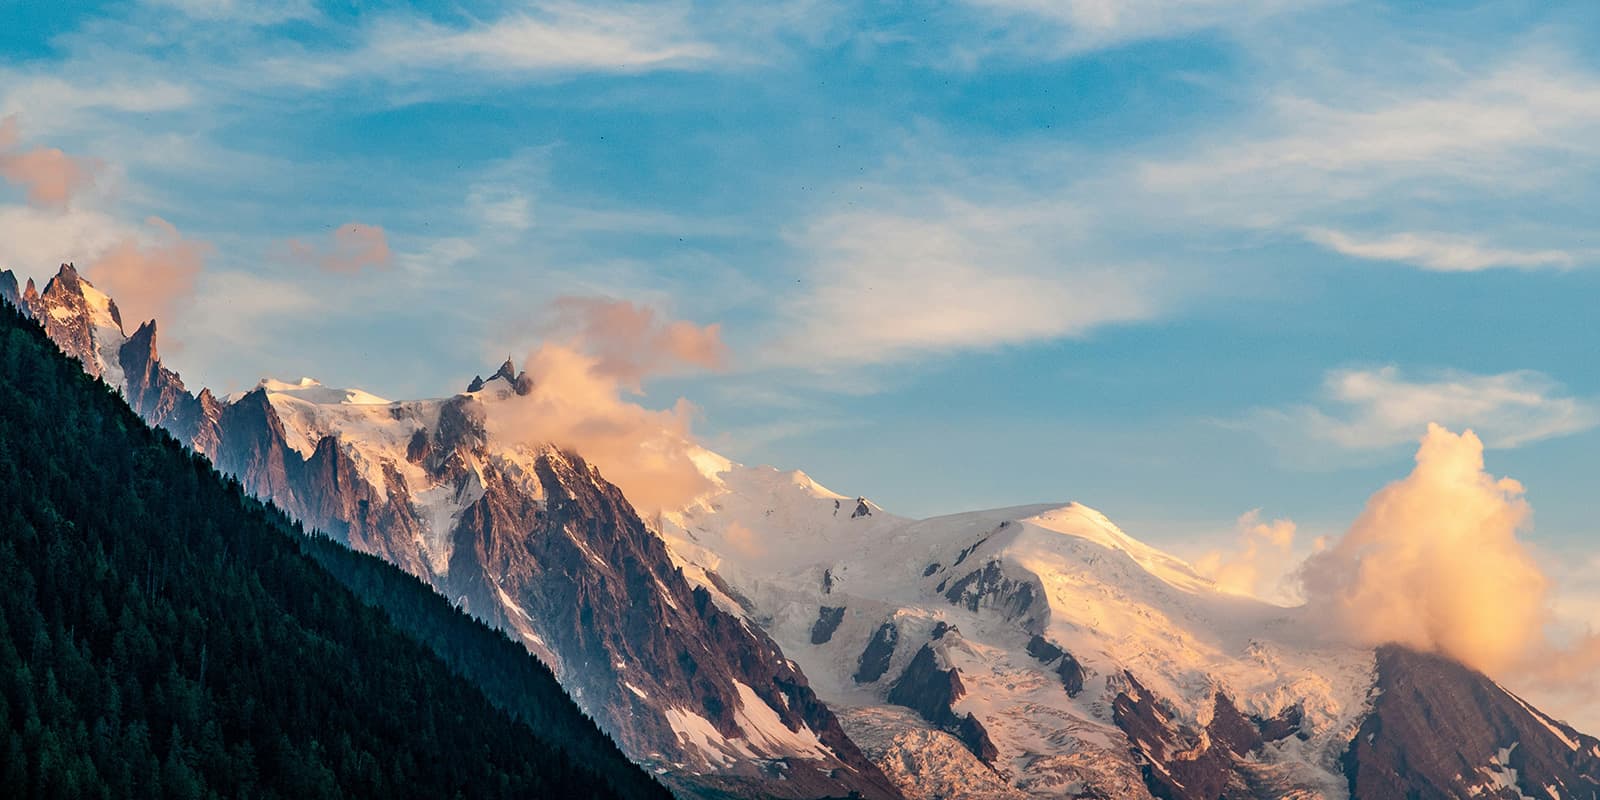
[7,262,1598,799]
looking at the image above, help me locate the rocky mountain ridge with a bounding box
[0,264,900,800]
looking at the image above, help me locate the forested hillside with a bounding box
[0,299,670,799]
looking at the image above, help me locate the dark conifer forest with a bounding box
[0,300,671,799]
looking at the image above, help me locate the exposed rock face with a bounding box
[1344,646,1600,800]
[1110,672,1332,800]
[0,270,18,307]
[885,643,997,764]
[1256,704,1303,743]
[119,320,220,450]
[942,559,1043,629]
[1024,635,1086,697]
[811,606,846,645]
[29,265,113,377]
[837,707,1027,800]
[1113,674,1239,800]
[855,621,900,683]
[3,265,120,379]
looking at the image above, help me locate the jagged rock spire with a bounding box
[0,269,19,309]
[467,356,521,393]
[491,357,516,383]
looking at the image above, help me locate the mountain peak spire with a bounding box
[492,357,516,383]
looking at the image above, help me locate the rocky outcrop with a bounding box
[1343,646,1600,799]
[1110,673,1315,800]
[855,621,899,683]
[811,606,846,645]
[942,560,1044,630]
[119,320,220,450]
[1025,635,1086,697]
[0,270,18,308]
[213,388,301,505]
[886,644,998,764]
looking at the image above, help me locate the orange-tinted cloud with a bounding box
[485,343,713,515]
[1195,510,1298,602]
[84,217,211,328]
[1299,424,1547,674]
[0,116,98,208]
[483,298,729,515]
[283,222,392,273]
[549,296,728,391]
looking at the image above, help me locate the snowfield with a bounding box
[657,454,1376,798]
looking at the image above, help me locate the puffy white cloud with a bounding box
[1299,424,1546,674]
[1298,425,1600,734]
[487,299,727,515]
[1194,510,1299,603]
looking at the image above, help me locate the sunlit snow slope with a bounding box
[659,458,1376,798]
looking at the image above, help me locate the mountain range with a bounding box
[5,262,1599,800]
[0,282,668,799]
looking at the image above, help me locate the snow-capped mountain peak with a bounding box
[248,376,392,406]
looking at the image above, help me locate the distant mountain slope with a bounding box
[0,298,668,799]
[659,457,1600,799]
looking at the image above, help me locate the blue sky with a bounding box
[3,1,1599,627]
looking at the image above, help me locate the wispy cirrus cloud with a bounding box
[769,193,1164,368]
[140,0,319,25]
[1304,227,1584,272]
[960,0,1328,57]
[279,222,393,275]
[1133,58,1600,235]
[359,5,721,76]
[1243,366,1599,459]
